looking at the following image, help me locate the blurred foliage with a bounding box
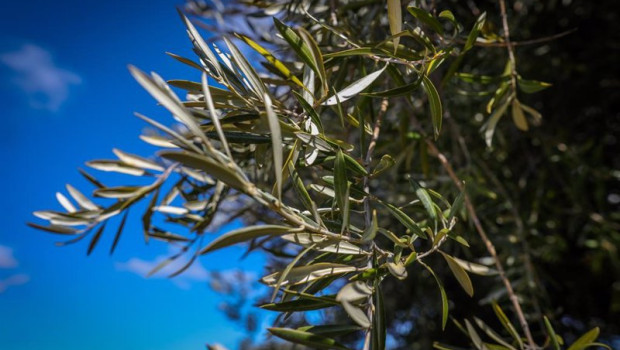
[30,0,618,349]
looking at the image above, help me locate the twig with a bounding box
[361,97,389,350]
[458,28,578,48]
[498,0,518,92]
[426,140,537,349]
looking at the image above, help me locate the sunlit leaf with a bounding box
[323,66,386,106]
[268,328,350,350]
[200,225,293,255]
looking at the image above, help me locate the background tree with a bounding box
[30,0,618,349]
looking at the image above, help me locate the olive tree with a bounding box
[30,1,612,349]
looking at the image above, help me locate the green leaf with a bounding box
[388,0,403,48]
[465,319,485,350]
[296,27,328,94]
[129,66,213,151]
[202,73,233,159]
[65,184,99,211]
[293,90,323,133]
[200,225,293,255]
[511,99,528,131]
[262,263,359,287]
[408,177,437,220]
[447,184,466,221]
[296,324,362,337]
[474,317,517,350]
[442,253,474,296]
[379,201,426,239]
[112,149,164,172]
[28,222,79,235]
[271,244,315,302]
[421,261,449,329]
[109,210,128,255]
[482,95,512,147]
[422,75,443,138]
[93,186,146,199]
[450,256,497,276]
[178,11,222,75]
[224,37,266,98]
[264,93,283,201]
[387,262,408,280]
[323,66,387,106]
[87,223,106,256]
[86,160,146,177]
[336,282,372,329]
[544,316,561,350]
[407,6,444,34]
[517,78,552,94]
[334,149,349,214]
[464,12,486,52]
[261,296,338,312]
[268,328,350,350]
[282,233,365,255]
[362,210,379,242]
[372,284,386,350]
[273,18,321,78]
[158,151,249,192]
[567,327,600,350]
[492,301,524,349]
[237,34,305,88]
[362,79,422,98]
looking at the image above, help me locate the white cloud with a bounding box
[0,44,81,111]
[0,245,18,269]
[116,248,210,290]
[0,274,29,293]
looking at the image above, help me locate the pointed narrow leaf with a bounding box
[264,93,283,200]
[422,76,443,137]
[237,34,305,88]
[464,12,486,52]
[407,6,444,34]
[158,151,249,192]
[442,253,474,296]
[202,73,232,159]
[262,263,358,287]
[87,223,106,256]
[511,99,528,131]
[388,0,403,47]
[379,201,426,238]
[323,67,386,106]
[567,327,600,350]
[408,177,436,220]
[421,262,449,329]
[109,210,128,255]
[200,225,293,255]
[113,149,164,172]
[268,328,350,350]
[66,184,99,211]
[544,316,561,350]
[492,301,523,349]
[56,192,76,213]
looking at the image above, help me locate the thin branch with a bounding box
[426,140,537,349]
[498,0,518,91]
[458,28,578,48]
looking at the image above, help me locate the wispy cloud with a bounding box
[0,244,29,293]
[0,44,81,111]
[0,274,30,293]
[116,248,210,290]
[0,245,18,269]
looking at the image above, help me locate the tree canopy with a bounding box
[29,0,618,349]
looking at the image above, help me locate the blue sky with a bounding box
[0,1,267,349]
